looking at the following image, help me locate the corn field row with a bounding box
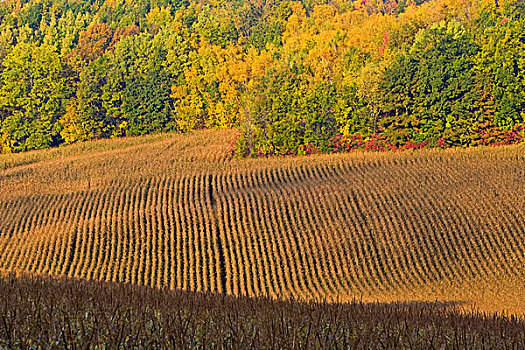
[0,149,523,304]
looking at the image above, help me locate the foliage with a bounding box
[0,42,68,152]
[380,21,484,147]
[0,0,522,154]
[240,66,339,156]
[475,16,525,129]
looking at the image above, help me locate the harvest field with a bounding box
[0,130,524,314]
[1,273,524,349]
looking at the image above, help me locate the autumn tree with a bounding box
[0,42,67,152]
[66,22,114,65]
[475,14,525,128]
[239,64,338,156]
[380,21,482,146]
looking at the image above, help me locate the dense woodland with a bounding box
[0,0,523,155]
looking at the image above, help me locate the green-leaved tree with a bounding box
[0,42,68,152]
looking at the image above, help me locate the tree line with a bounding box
[0,0,523,155]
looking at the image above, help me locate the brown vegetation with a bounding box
[1,273,524,349]
[0,130,524,314]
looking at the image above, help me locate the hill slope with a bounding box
[0,130,524,314]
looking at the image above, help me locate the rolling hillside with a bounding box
[0,130,524,314]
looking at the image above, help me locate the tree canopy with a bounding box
[0,0,523,155]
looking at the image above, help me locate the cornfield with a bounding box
[0,130,524,314]
[1,273,524,349]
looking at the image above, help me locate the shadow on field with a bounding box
[0,273,523,349]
